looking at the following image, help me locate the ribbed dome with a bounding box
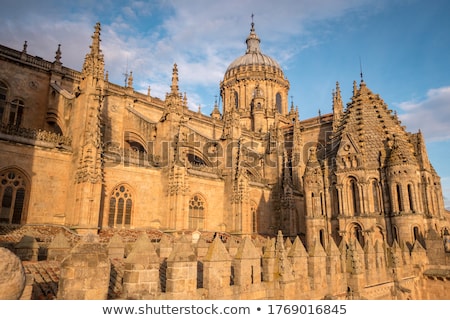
[225,22,283,74]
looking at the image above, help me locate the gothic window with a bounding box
[108,185,133,228]
[0,169,28,224]
[189,194,205,230]
[276,92,282,113]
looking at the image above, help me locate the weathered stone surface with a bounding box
[0,247,26,299]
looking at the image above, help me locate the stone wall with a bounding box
[3,228,450,300]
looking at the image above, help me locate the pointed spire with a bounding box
[170,63,179,95]
[127,71,133,88]
[246,15,261,54]
[90,22,102,56]
[54,44,62,63]
[333,81,343,131]
[22,40,27,54]
[82,22,105,80]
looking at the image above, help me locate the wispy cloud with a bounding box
[0,0,401,111]
[397,86,450,142]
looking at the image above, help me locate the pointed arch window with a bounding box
[108,185,133,228]
[189,194,205,230]
[0,169,28,224]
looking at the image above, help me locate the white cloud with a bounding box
[397,87,450,142]
[0,0,391,109]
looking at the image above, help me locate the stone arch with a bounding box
[344,176,360,216]
[0,166,30,224]
[346,221,365,247]
[372,225,385,244]
[368,178,382,214]
[124,130,148,153]
[188,193,207,230]
[185,148,213,168]
[107,183,134,228]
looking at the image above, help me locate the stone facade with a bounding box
[0,21,449,300]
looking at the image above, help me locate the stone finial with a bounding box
[127,71,133,88]
[47,232,71,261]
[14,235,39,261]
[204,236,231,262]
[54,44,62,63]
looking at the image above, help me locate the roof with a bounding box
[225,22,283,75]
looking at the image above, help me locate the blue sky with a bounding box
[1,0,449,208]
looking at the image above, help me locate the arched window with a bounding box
[276,93,282,113]
[319,229,325,248]
[413,226,420,242]
[392,225,400,243]
[320,192,325,215]
[108,185,133,228]
[349,178,360,216]
[348,223,364,247]
[189,194,205,230]
[396,184,403,212]
[0,169,28,224]
[332,183,340,216]
[407,184,415,212]
[234,91,239,110]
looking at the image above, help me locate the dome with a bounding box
[225,22,283,75]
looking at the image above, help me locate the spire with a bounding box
[332,81,343,132]
[54,44,62,63]
[82,22,105,80]
[246,14,261,54]
[22,41,27,54]
[127,71,133,88]
[90,22,102,57]
[170,63,179,95]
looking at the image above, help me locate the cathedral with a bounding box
[0,21,449,263]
